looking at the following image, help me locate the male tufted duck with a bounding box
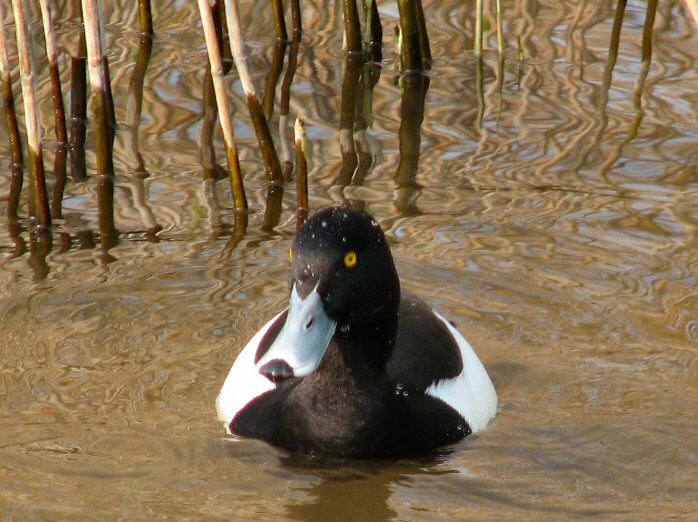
[216,206,497,458]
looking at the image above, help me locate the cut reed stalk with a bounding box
[12,0,51,228]
[294,116,308,228]
[224,0,282,185]
[0,2,23,167]
[197,0,247,212]
[39,0,68,146]
[271,0,288,41]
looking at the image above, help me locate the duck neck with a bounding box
[336,301,399,376]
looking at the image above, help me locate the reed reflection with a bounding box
[394,72,429,217]
[279,38,300,182]
[122,27,161,240]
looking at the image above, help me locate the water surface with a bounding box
[1,0,697,519]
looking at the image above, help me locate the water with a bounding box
[1,0,697,519]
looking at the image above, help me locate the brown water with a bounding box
[1,0,697,519]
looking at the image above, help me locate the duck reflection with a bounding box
[279,452,454,522]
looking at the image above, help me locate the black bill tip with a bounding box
[260,359,295,383]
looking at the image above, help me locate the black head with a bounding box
[291,206,400,334]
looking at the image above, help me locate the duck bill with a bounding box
[257,284,336,381]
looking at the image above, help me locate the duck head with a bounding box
[257,206,400,382]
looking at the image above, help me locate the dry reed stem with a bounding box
[224,0,282,184]
[12,0,51,227]
[0,2,23,166]
[197,0,247,212]
[81,0,113,176]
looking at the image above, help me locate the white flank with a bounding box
[216,311,286,432]
[426,312,498,433]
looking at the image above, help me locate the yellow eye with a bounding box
[344,251,357,269]
[289,248,294,261]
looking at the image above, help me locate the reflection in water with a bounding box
[0,0,697,519]
[395,72,429,216]
[280,459,400,522]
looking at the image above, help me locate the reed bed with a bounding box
[0,0,667,275]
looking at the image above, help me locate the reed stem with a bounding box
[290,0,301,41]
[474,0,483,54]
[39,0,68,146]
[343,0,362,54]
[81,0,113,177]
[138,0,153,35]
[263,41,286,120]
[224,0,282,184]
[495,0,504,56]
[12,0,51,228]
[0,2,23,166]
[363,0,382,62]
[413,0,430,66]
[197,0,247,212]
[397,0,423,71]
[271,0,288,41]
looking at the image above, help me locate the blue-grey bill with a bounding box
[257,284,336,379]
